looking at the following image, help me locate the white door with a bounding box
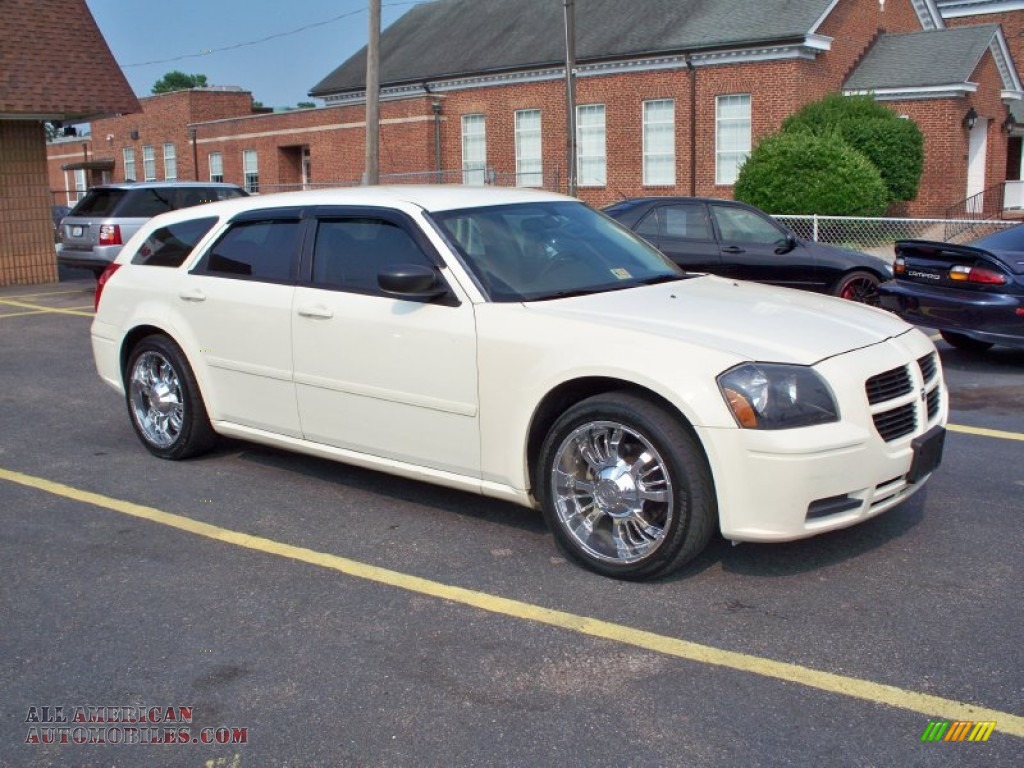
[291,214,480,476]
[967,118,988,212]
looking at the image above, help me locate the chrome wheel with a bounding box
[550,420,673,565]
[129,350,184,448]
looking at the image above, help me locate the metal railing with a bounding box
[943,181,1007,241]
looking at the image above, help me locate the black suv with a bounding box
[57,182,247,276]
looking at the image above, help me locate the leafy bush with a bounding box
[782,93,924,204]
[734,131,889,216]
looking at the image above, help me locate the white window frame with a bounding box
[163,143,177,180]
[461,114,487,186]
[576,104,607,187]
[242,149,259,193]
[123,147,136,182]
[715,94,751,186]
[515,109,543,187]
[209,152,224,183]
[73,169,87,203]
[142,145,156,181]
[643,99,676,186]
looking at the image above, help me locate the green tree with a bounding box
[782,93,924,204]
[734,131,889,217]
[296,101,316,109]
[151,71,209,94]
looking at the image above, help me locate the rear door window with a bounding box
[195,218,302,282]
[131,217,218,267]
[118,188,176,217]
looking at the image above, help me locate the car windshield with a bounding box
[430,201,685,301]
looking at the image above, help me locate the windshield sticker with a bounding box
[610,268,632,280]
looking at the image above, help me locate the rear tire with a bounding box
[537,392,716,580]
[940,330,994,352]
[125,335,216,460]
[832,270,881,305]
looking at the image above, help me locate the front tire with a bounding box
[832,270,881,305]
[940,330,994,352]
[125,335,215,460]
[538,392,716,580]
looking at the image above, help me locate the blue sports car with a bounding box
[878,226,1024,351]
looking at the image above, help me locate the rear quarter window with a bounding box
[118,188,176,217]
[68,189,126,217]
[131,217,219,267]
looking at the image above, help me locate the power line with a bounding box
[121,1,425,69]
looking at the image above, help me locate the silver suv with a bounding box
[58,181,247,276]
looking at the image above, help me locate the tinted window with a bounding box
[131,217,218,267]
[711,205,784,245]
[199,219,301,282]
[68,188,126,216]
[635,209,661,238]
[662,204,712,241]
[118,188,176,217]
[312,218,432,294]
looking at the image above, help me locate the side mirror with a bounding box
[378,264,449,301]
[775,234,797,254]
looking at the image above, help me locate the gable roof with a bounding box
[310,0,837,97]
[0,0,139,119]
[844,24,1023,98]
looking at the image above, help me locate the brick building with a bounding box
[2,0,138,286]
[46,0,1024,218]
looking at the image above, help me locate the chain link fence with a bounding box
[774,214,1018,261]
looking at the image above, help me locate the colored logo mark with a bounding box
[920,720,995,742]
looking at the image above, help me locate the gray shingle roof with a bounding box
[310,0,835,97]
[844,25,999,91]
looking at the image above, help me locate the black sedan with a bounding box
[878,226,1024,351]
[603,197,892,303]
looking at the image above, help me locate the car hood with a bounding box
[524,275,912,365]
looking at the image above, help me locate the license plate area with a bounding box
[71,225,84,237]
[907,425,945,483]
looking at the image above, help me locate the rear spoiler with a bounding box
[894,239,1023,275]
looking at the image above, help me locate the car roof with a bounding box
[134,185,577,225]
[88,181,245,191]
[605,196,752,208]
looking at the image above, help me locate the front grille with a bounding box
[865,365,912,405]
[918,353,937,384]
[926,387,941,421]
[872,402,917,441]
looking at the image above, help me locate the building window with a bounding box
[123,148,136,182]
[209,152,224,183]
[716,94,751,185]
[577,104,606,187]
[643,99,675,186]
[461,114,486,185]
[142,145,156,181]
[243,150,259,193]
[163,143,177,180]
[73,169,87,203]
[515,109,543,187]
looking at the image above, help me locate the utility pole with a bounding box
[364,0,381,185]
[564,0,577,197]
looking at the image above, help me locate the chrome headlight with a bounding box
[718,363,839,429]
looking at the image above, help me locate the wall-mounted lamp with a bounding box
[962,107,978,131]
[1002,113,1017,133]
[431,101,442,115]
[129,129,139,140]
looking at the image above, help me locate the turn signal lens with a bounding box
[893,257,906,275]
[98,224,122,246]
[949,264,1007,284]
[724,388,758,428]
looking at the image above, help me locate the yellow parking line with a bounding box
[0,299,93,317]
[0,465,1021,739]
[948,423,1024,442]
[0,289,91,300]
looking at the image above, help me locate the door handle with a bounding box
[721,246,745,254]
[297,305,334,319]
[178,288,206,302]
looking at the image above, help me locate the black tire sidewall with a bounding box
[833,270,880,303]
[124,335,214,460]
[537,392,715,580]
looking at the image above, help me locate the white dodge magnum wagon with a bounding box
[91,186,947,579]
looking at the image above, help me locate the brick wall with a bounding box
[1,121,57,285]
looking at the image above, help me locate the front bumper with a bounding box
[699,330,946,542]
